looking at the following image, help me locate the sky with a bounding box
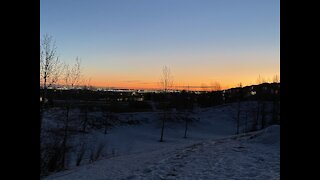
[40,0,280,90]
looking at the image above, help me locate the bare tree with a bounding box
[184,86,190,138]
[40,34,63,173]
[236,83,242,134]
[255,75,267,130]
[260,102,267,129]
[160,66,174,93]
[272,99,280,125]
[40,34,63,100]
[256,75,266,85]
[82,77,92,90]
[183,97,194,138]
[60,58,82,169]
[80,77,92,133]
[182,85,195,138]
[79,76,92,133]
[80,101,89,133]
[273,74,280,83]
[103,106,113,135]
[159,66,174,142]
[244,111,248,133]
[63,57,81,89]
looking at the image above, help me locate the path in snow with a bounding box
[131,127,280,180]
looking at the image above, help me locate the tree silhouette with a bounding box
[159,66,173,142]
[60,58,82,169]
[40,34,63,174]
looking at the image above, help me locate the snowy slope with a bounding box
[43,102,279,179]
[45,125,279,180]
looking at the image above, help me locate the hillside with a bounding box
[43,102,279,180]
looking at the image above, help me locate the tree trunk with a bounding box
[40,79,47,149]
[82,101,88,132]
[272,100,279,124]
[256,101,260,130]
[104,110,108,134]
[184,114,188,138]
[261,102,266,129]
[236,100,241,134]
[61,105,70,170]
[245,111,248,133]
[160,111,165,142]
[104,118,108,134]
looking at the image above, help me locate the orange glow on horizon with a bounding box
[76,75,279,91]
[78,58,279,90]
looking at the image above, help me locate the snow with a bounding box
[43,102,279,180]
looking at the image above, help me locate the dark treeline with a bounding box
[42,82,280,111]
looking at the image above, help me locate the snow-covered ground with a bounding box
[43,102,279,180]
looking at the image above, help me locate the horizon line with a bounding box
[43,82,280,92]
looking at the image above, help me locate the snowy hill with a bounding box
[45,125,279,180]
[43,101,279,180]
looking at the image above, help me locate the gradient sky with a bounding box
[40,0,280,90]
